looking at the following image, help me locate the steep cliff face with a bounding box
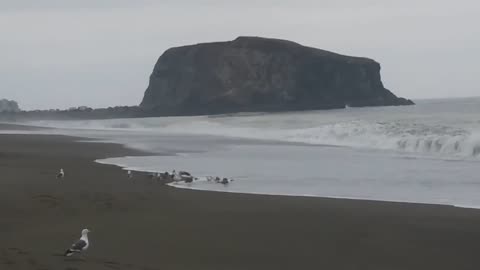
[141,37,413,115]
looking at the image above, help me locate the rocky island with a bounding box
[2,37,413,121]
[141,36,413,115]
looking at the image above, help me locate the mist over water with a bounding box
[19,97,480,208]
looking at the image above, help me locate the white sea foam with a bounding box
[27,98,480,159]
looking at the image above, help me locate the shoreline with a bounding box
[165,182,480,210]
[5,121,480,210]
[3,133,480,269]
[98,158,480,212]
[97,155,480,211]
[3,122,480,210]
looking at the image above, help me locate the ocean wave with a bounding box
[27,112,480,158]
[281,121,480,157]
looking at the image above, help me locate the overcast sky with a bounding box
[0,0,479,110]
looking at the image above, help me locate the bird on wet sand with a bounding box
[56,168,64,179]
[64,229,90,257]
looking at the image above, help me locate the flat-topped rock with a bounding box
[141,36,414,115]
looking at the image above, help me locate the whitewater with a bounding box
[16,97,480,208]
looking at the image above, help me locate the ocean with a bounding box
[13,97,480,208]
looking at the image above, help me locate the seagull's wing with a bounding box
[70,239,87,251]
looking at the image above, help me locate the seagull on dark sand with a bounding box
[56,168,64,179]
[64,229,90,257]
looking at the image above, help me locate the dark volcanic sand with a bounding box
[1,134,480,270]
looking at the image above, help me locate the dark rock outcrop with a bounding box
[141,37,413,115]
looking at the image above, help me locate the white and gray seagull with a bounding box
[56,168,65,179]
[64,229,90,257]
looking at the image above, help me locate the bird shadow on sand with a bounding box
[50,253,161,270]
[52,252,87,263]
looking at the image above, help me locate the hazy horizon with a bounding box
[1,0,479,110]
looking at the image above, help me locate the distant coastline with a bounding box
[0,101,416,122]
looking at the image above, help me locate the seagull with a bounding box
[172,170,194,183]
[221,178,230,185]
[172,170,181,183]
[179,171,193,182]
[56,168,64,179]
[64,229,90,257]
[127,170,132,178]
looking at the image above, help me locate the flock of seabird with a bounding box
[56,166,234,259]
[127,169,235,185]
[57,167,234,185]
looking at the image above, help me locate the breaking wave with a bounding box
[282,121,480,157]
[28,110,480,159]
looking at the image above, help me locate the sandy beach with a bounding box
[2,133,480,270]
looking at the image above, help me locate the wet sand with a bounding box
[2,133,480,269]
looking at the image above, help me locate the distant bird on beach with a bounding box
[64,229,90,257]
[180,171,193,183]
[172,170,180,183]
[221,178,230,185]
[206,176,234,184]
[127,170,132,178]
[172,170,194,183]
[56,168,64,179]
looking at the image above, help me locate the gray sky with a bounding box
[1,0,479,110]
